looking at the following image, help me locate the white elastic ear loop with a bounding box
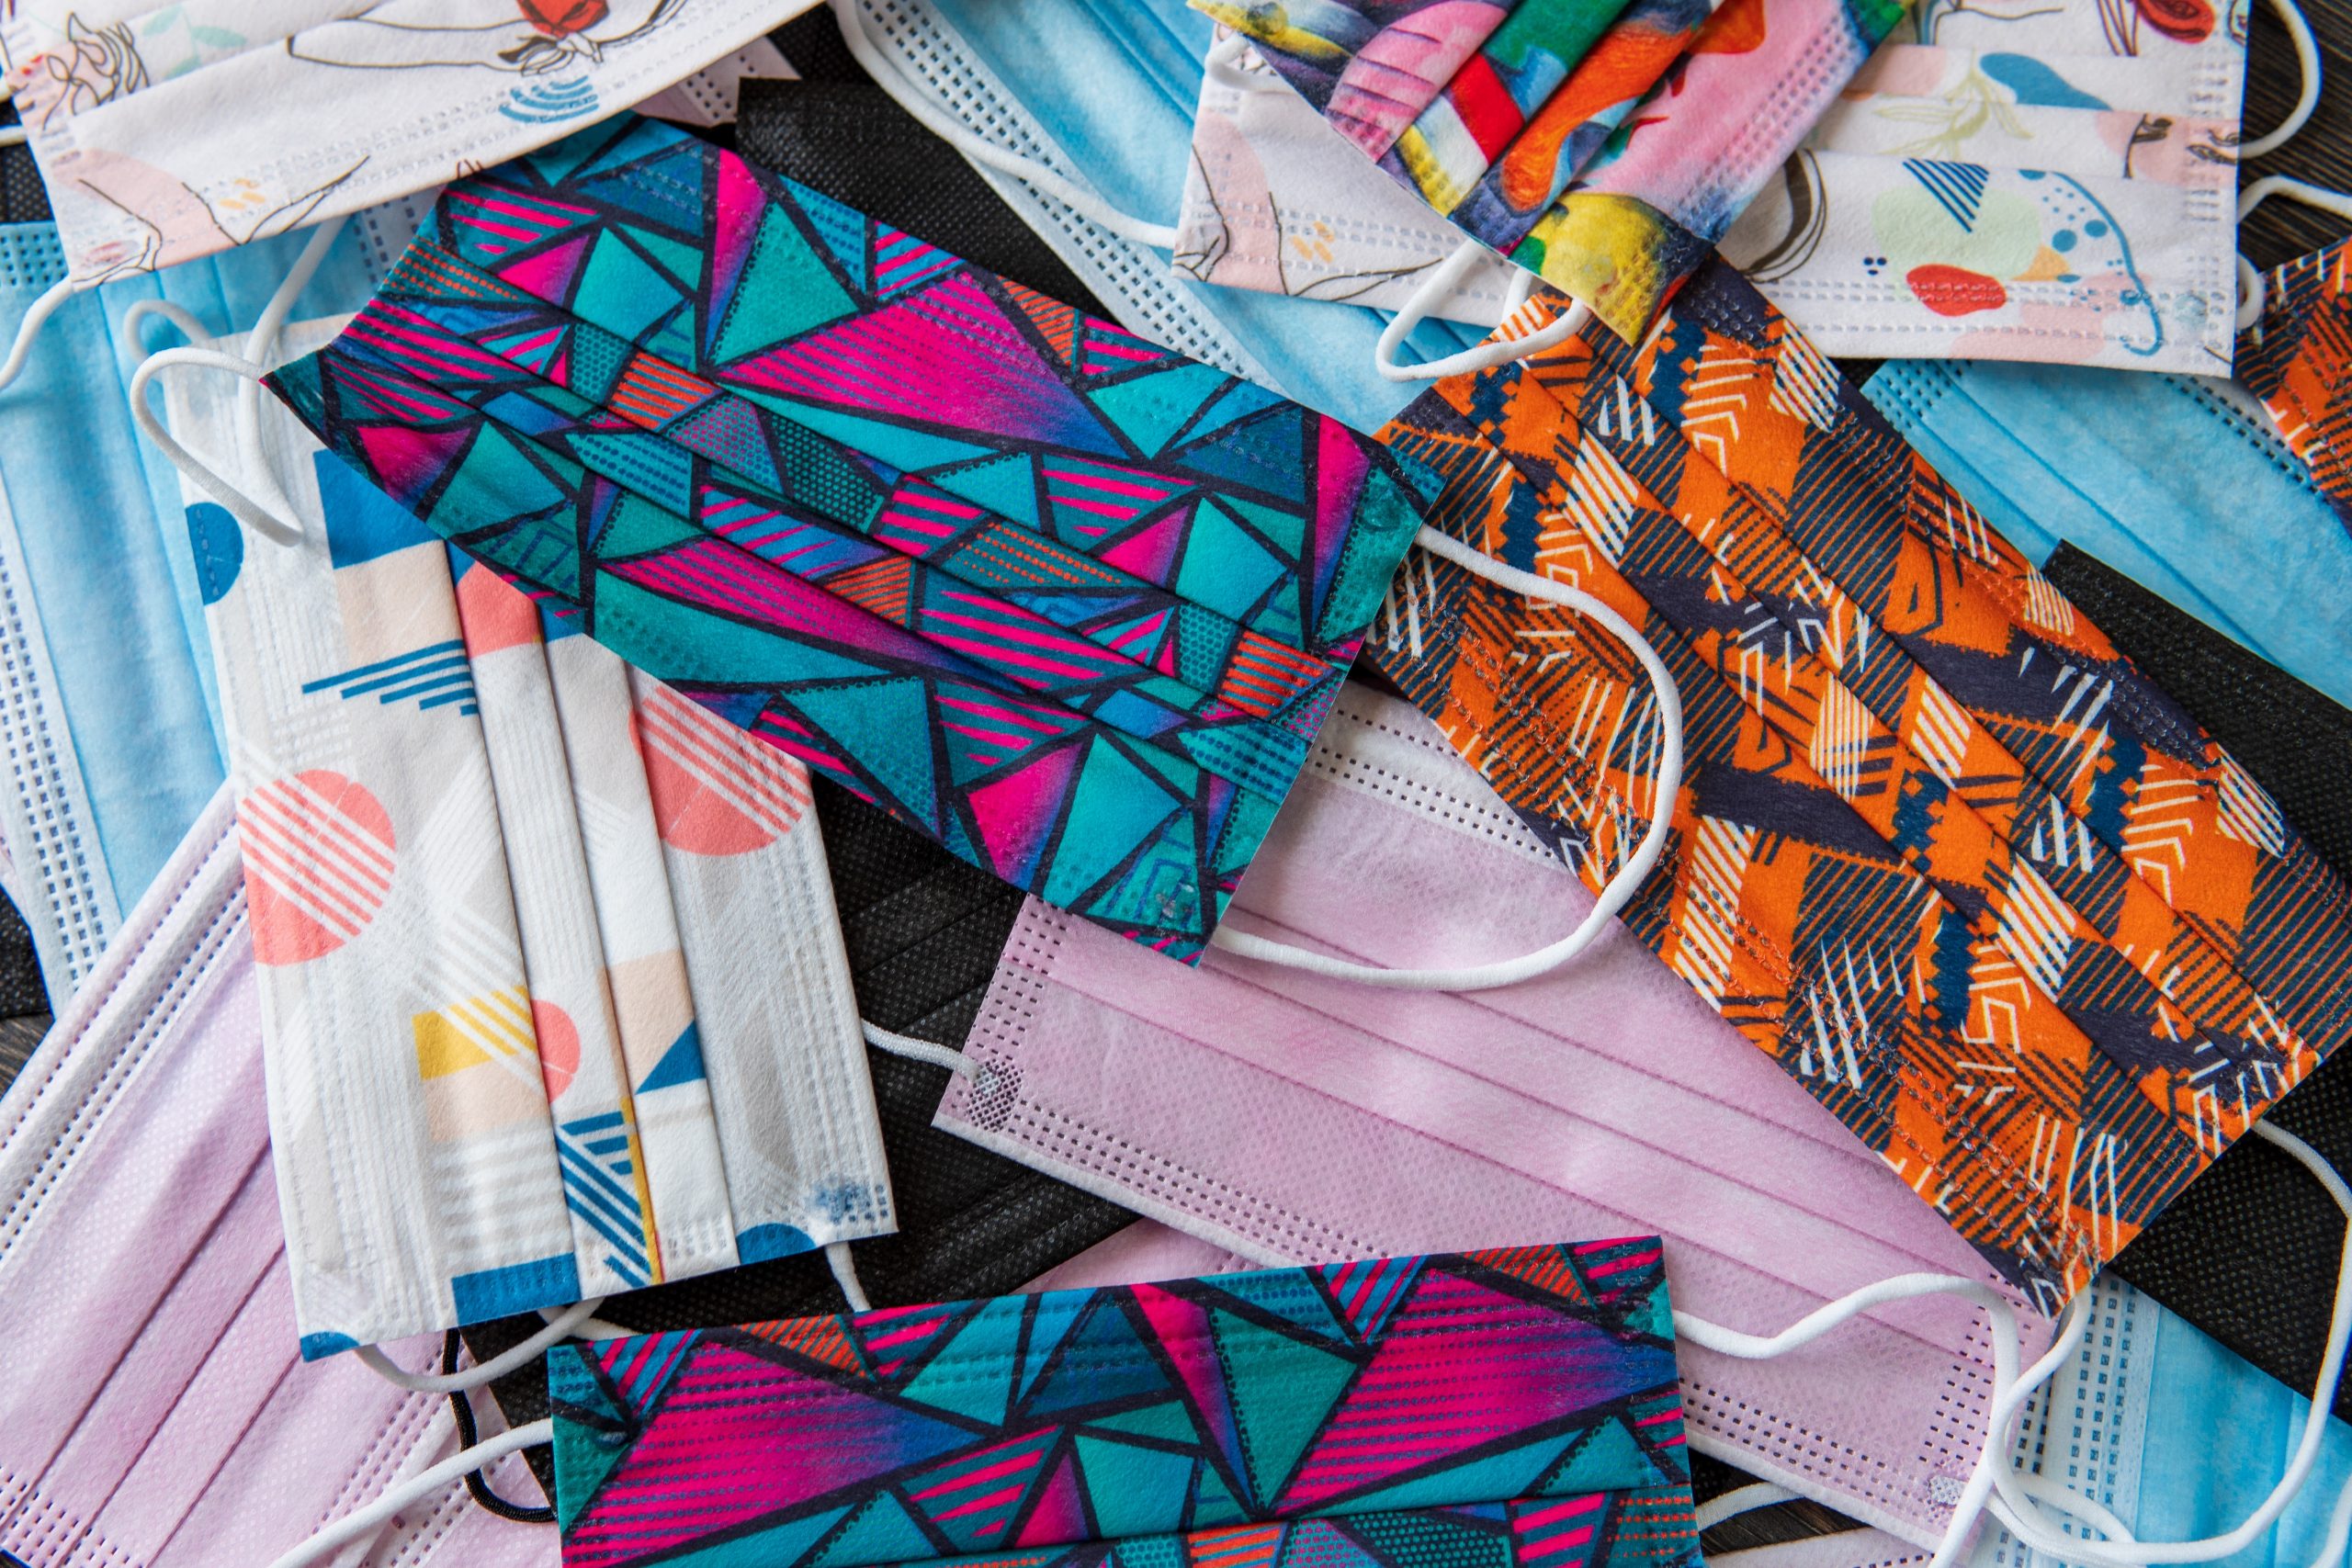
[127,345,307,546]
[2235,175,2352,329]
[827,1241,874,1313]
[1209,525,1681,991]
[2241,0,2323,160]
[1692,1482,1798,1531]
[354,1294,612,1394]
[0,274,75,394]
[863,1019,980,1079]
[234,213,348,525]
[263,1416,555,1568]
[1978,1121,2352,1567]
[116,298,215,357]
[1374,240,1595,381]
[825,0,1182,251]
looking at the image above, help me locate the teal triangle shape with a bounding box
[1017,1290,1091,1405]
[581,231,687,346]
[636,1022,707,1093]
[813,1494,933,1568]
[716,205,861,363]
[899,1297,1026,1424]
[1203,1273,1353,1347]
[1216,1311,1358,1506]
[1170,405,1309,505]
[733,388,997,475]
[1546,1416,1671,1491]
[1188,1458,1248,1528]
[660,1504,852,1568]
[592,575,888,687]
[1334,1426,1595,1514]
[1072,1434,1196,1537]
[1083,1399,1198,1445]
[1040,737,1184,910]
[629,226,707,293]
[930,451,1042,530]
[572,430,695,515]
[1024,1296,1172,1418]
[786,677,941,832]
[443,423,567,521]
[591,491,703,560]
[1087,362,1234,457]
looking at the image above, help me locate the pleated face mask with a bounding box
[1720,0,2252,374]
[256,113,1441,964]
[546,1241,1702,1568]
[2237,231,2352,539]
[1366,255,2352,1307]
[157,316,894,1357]
[1188,0,1912,342]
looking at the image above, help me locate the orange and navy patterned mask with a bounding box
[2240,237,2352,545]
[1372,259,2352,1309]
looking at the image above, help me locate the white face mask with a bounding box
[1719,0,2278,375]
[157,311,894,1357]
[0,0,806,288]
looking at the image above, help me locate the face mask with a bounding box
[0,783,550,1568]
[247,112,1444,965]
[162,317,894,1354]
[0,0,798,288]
[1363,255,2352,1306]
[2237,229,2352,541]
[1717,0,2250,375]
[548,1240,1702,1566]
[936,680,2055,1552]
[1863,355,2352,715]
[1186,0,1911,344]
[840,0,1499,434]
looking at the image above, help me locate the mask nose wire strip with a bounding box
[2236,175,2352,330]
[825,0,1182,251]
[127,344,307,546]
[264,1416,557,1568]
[2241,0,2323,161]
[1974,1121,2352,1567]
[354,1294,613,1395]
[1210,525,1682,991]
[1375,242,1594,380]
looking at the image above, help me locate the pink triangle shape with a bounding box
[498,230,593,303]
[1015,1450,1090,1547]
[356,421,472,511]
[966,739,1084,886]
[1099,503,1189,585]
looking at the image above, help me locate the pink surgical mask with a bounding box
[0,784,552,1568]
[937,683,2053,1552]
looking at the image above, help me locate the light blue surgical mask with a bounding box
[840,0,1491,434]
[0,210,409,1002]
[1864,358,2352,716]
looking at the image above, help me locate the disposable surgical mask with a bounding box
[152,307,895,1356]
[0,783,552,1568]
[0,213,398,1003]
[1864,354,2352,714]
[1719,0,2279,375]
[935,680,2056,1552]
[1364,254,2352,1303]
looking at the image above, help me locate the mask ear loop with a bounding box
[126,345,308,546]
[352,1295,613,1395]
[825,0,1182,251]
[1210,526,1682,991]
[2240,0,2323,161]
[230,213,348,527]
[2236,175,2352,332]
[263,1416,559,1568]
[1374,239,1595,381]
[1968,1121,2352,1568]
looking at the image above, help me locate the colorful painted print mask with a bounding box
[2238,233,2352,538]
[264,113,1439,964]
[1365,256,2352,1306]
[547,1241,1701,1568]
[1192,0,1912,341]
[1719,0,2249,375]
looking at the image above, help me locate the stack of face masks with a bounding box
[1188,0,1912,341]
[161,321,893,1355]
[1366,254,2352,1307]
[1721,0,2249,374]
[0,0,805,284]
[255,112,1446,964]
[933,680,2053,1551]
[0,784,549,1568]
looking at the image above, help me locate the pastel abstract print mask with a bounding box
[548,1241,1701,1568]
[2238,235,2352,540]
[264,114,1437,963]
[1368,257,2352,1306]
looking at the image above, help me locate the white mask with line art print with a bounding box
[161,315,893,1359]
[0,0,810,288]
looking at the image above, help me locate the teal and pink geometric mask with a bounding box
[266,115,1439,962]
[548,1240,1701,1568]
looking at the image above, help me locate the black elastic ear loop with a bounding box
[441,1330,557,1524]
